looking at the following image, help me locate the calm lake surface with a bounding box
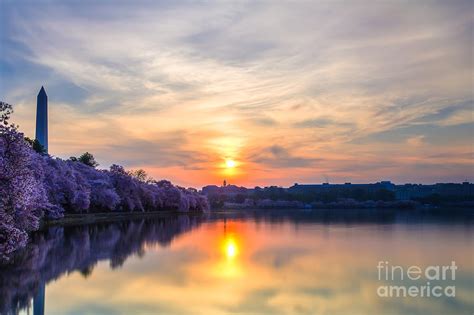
[1,209,473,315]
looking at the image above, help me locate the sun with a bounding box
[225,159,236,168]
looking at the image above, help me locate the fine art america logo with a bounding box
[376,261,457,298]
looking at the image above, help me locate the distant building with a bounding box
[202,184,249,196]
[35,86,48,153]
[202,180,473,207]
[288,181,396,194]
[395,182,474,200]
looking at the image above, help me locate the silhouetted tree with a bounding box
[77,152,99,168]
[24,137,46,154]
[129,169,148,182]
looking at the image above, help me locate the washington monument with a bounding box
[35,86,48,153]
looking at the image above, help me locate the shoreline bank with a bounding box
[41,210,206,228]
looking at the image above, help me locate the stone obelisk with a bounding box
[35,86,48,153]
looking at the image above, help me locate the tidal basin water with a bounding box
[1,209,473,315]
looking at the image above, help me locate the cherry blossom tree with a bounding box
[0,102,48,259]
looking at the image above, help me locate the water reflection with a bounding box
[0,209,472,315]
[0,215,205,315]
[33,283,45,315]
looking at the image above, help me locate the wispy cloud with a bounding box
[406,135,425,147]
[249,145,321,169]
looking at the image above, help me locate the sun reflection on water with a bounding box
[224,237,238,260]
[216,221,243,278]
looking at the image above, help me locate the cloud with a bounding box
[295,118,334,128]
[249,145,320,169]
[293,117,355,130]
[415,101,473,127]
[406,135,425,147]
[437,109,473,126]
[98,134,209,169]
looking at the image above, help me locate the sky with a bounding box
[0,0,473,188]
